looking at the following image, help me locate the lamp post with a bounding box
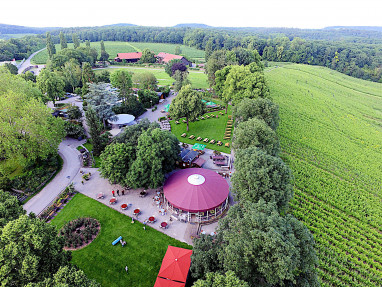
[150,99,153,109]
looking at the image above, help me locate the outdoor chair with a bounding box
[181,133,187,137]
[217,141,223,146]
[196,137,202,141]
[209,139,216,144]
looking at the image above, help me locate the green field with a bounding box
[266,64,382,286]
[50,193,191,287]
[94,67,208,89]
[31,41,204,65]
[169,103,232,154]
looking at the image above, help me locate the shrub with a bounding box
[59,217,100,249]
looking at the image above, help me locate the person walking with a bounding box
[112,190,115,197]
[125,266,128,273]
[117,189,120,196]
[122,190,125,196]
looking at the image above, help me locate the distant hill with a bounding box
[101,23,137,27]
[0,23,59,34]
[325,26,382,32]
[173,23,212,28]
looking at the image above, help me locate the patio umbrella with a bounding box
[157,246,193,283]
[192,143,206,151]
[154,277,185,287]
[164,104,170,112]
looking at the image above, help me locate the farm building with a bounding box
[156,52,192,66]
[114,52,142,62]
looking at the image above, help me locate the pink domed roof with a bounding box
[163,168,229,213]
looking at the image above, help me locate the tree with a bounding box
[19,71,37,82]
[214,65,232,113]
[96,70,110,83]
[173,69,190,92]
[37,69,65,104]
[206,50,232,87]
[99,40,109,63]
[113,94,145,117]
[233,118,280,156]
[232,147,293,212]
[128,128,180,188]
[113,118,159,145]
[193,271,249,287]
[81,62,95,95]
[232,97,279,130]
[67,105,82,119]
[0,190,25,228]
[175,45,182,55]
[132,72,157,89]
[85,107,110,156]
[59,32,67,49]
[26,265,100,287]
[171,62,187,75]
[63,58,82,92]
[140,48,156,63]
[169,84,205,131]
[137,89,159,108]
[110,69,132,100]
[0,215,70,286]
[46,32,56,59]
[99,143,136,185]
[165,59,182,76]
[72,33,80,49]
[0,77,65,165]
[216,200,319,287]
[4,62,18,74]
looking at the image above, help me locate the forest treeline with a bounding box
[1,25,381,82]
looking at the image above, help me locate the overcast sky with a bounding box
[2,0,382,29]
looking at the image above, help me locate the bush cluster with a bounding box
[59,218,100,249]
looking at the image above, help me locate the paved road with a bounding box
[18,47,46,74]
[23,139,84,215]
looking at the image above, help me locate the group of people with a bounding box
[112,189,125,197]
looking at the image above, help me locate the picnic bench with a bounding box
[181,133,187,137]
[189,135,195,139]
[176,121,180,124]
[203,138,209,143]
[196,137,202,141]
[225,143,230,147]
[217,141,223,146]
[209,139,216,144]
[182,119,187,123]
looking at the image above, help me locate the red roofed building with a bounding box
[114,52,142,63]
[156,52,192,66]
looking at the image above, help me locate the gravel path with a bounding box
[18,48,46,74]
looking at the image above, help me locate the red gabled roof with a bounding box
[115,52,142,60]
[157,52,184,63]
[154,277,185,287]
[157,246,193,283]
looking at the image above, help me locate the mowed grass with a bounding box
[31,41,204,64]
[170,105,232,154]
[83,143,101,168]
[266,64,382,286]
[94,67,209,89]
[50,193,191,287]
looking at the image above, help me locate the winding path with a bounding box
[17,47,46,74]
[23,139,83,215]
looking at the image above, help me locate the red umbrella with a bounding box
[154,277,185,287]
[157,246,193,283]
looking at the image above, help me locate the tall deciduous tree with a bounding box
[63,59,82,92]
[59,32,67,49]
[72,33,80,49]
[132,72,157,89]
[173,69,190,92]
[85,107,110,156]
[81,62,95,95]
[0,190,25,228]
[193,271,249,287]
[37,69,65,104]
[128,128,180,188]
[110,69,132,100]
[233,118,280,156]
[175,45,182,55]
[169,84,205,131]
[99,40,109,63]
[232,97,280,130]
[140,48,156,63]
[46,32,56,59]
[232,147,293,212]
[3,62,18,74]
[0,215,70,286]
[165,58,182,76]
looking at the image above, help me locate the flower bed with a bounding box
[59,217,100,250]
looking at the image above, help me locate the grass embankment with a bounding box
[94,66,208,89]
[50,193,191,287]
[31,41,205,65]
[76,143,101,168]
[266,63,382,287]
[170,102,232,154]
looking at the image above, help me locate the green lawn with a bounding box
[94,67,209,89]
[50,193,191,287]
[82,143,101,168]
[31,41,204,65]
[0,158,23,178]
[170,106,232,154]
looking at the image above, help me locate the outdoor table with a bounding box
[140,191,147,197]
[121,204,128,210]
[210,232,216,236]
[154,195,160,200]
[109,198,117,205]
[133,209,140,215]
[212,155,225,160]
[161,222,168,228]
[149,216,155,223]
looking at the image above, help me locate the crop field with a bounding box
[31,41,204,64]
[94,67,208,89]
[265,64,382,286]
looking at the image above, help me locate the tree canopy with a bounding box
[169,84,205,131]
[85,107,110,156]
[140,48,156,63]
[110,69,132,100]
[233,118,280,156]
[132,72,157,90]
[37,69,65,104]
[0,190,25,228]
[59,32,67,50]
[165,58,182,76]
[193,271,249,287]
[232,147,293,212]
[233,97,279,130]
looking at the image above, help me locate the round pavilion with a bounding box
[107,114,135,128]
[163,168,230,222]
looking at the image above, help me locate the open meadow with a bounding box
[31,41,205,64]
[50,193,191,287]
[266,64,382,286]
